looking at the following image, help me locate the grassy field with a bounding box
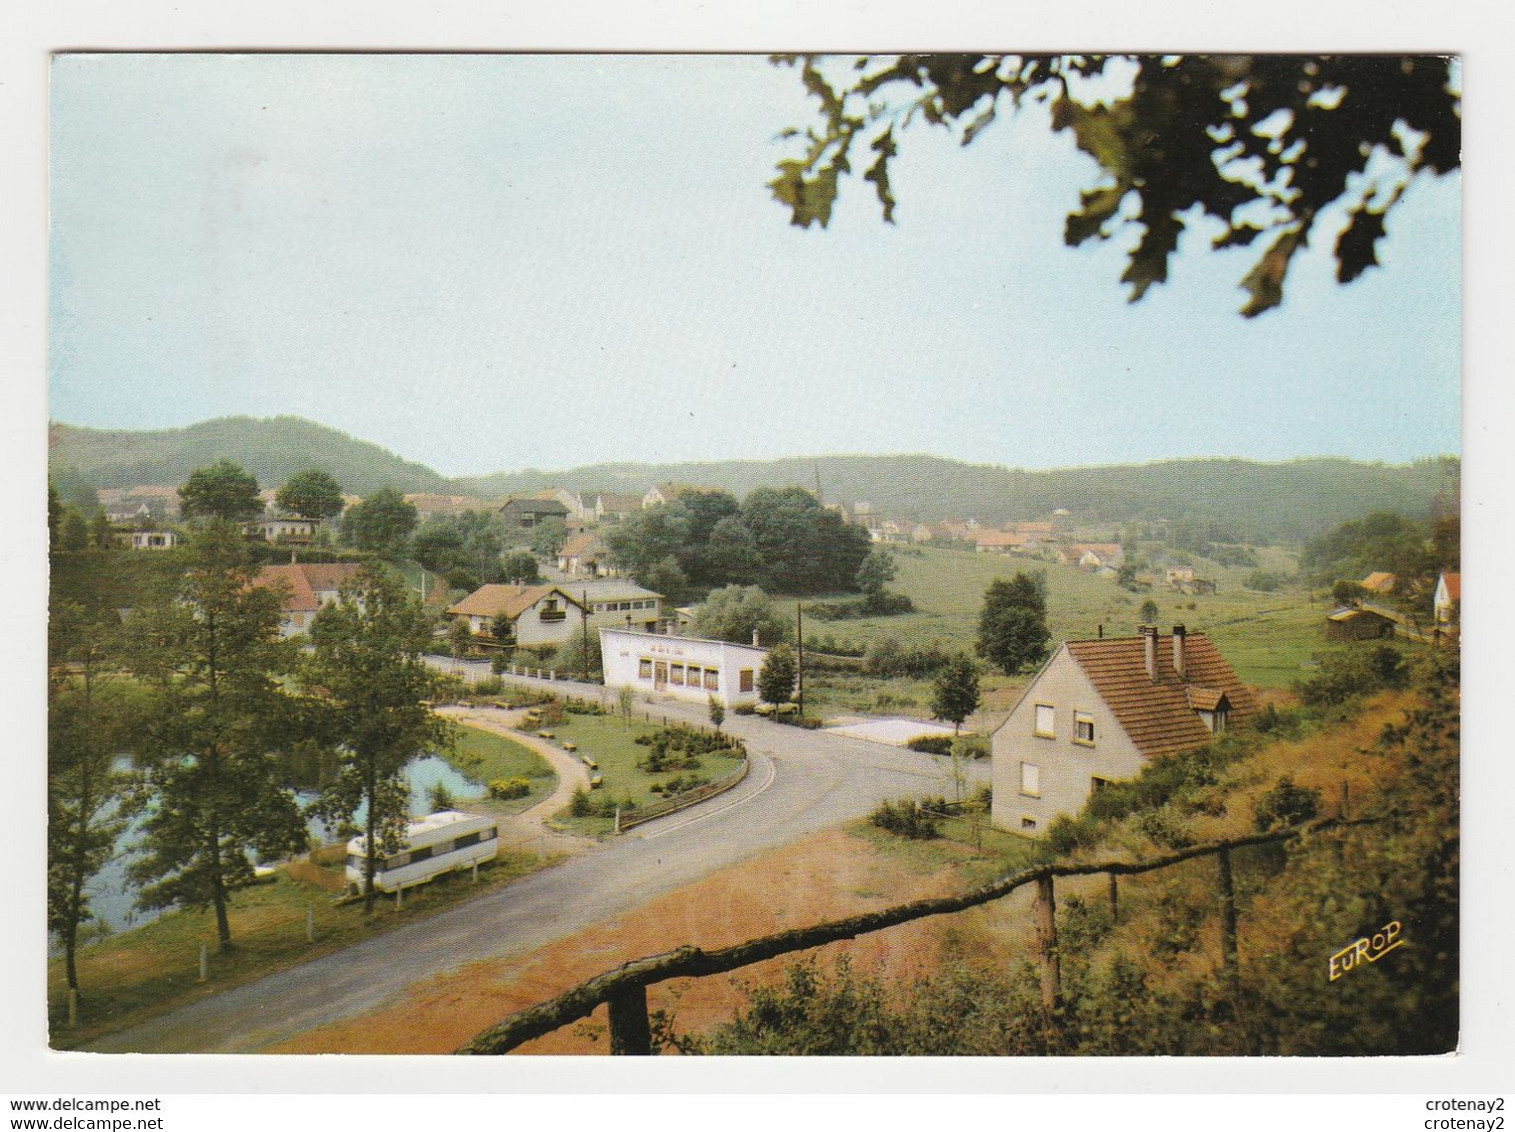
[443,724,557,812]
[796,545,1332,693]
[541,713,744,834]
[48,851,550,1049]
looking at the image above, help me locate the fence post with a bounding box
[1032,874,1060,1021]
[607,984,653,1055]
[1107,873,1119,923]
[1217,847,1238,987]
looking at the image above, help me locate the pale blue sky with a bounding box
[48,53,1461,477]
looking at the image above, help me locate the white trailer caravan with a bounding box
[344,811,499,895]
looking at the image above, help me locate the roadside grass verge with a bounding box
[542,714,744,837]
[443,724,557,813]
[848,811,1039,887]
[49,851,552,1050]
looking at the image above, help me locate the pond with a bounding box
[65,753,485,943]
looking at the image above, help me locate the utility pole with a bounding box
[795,602,804,719]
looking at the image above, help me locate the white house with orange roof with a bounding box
[447,583,586,647]
[253,562,368,637]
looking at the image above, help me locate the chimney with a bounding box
[1172,624,1187,681]
[1140,624,1158,682]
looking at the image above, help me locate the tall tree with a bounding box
[305,568,449,915]
[758,643,798,709]
[976,573,1051,676]
[47,596,138,1008]
[275,469,346,521]
[694,585,790,647]
[179,460,264,524]
[931,653,981,736]
[771,54,1459,317]
[342,488,418,558]
[124,521,307,951]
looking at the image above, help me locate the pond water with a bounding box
[64,754,485,943]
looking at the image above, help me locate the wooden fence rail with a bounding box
[457,814,1372,1055]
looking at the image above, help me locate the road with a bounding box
[86,671,985,1053]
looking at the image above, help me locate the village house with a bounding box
[498,494,571,535]
[973,530,1030,555]
[594,491,643,524]
[1434,570,1461,627]
[571,579,664,632]
[1359,571,1397,596]
[99,485,181,522]
[249,515,320,545]
[599,627,766,709]
[1325,603,1399,641]
[557,530,617,578]
[447,583,586,648]
[253,562,368,638]
[112,526,180,550]
[1058,543,1125,571]
[990,625,1255,836]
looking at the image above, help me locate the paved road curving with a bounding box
[85,673,987,1054]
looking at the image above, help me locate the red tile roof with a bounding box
[1441,572,1460,601]
[254,563,367,613]
[1064,633,1255,760]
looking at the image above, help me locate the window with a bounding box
[638,658,653,680]
[1021,817,1038,831]
[408,846,433,864]
[453,831,481,850]
[1091,776,1111,793]
[1034,704,1055,738]
[670,664,685,686]
[739,668,754,692]
[1020,762,1041,797]
[1074,712,1096,746]
[704,670,719,691]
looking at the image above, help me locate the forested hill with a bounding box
[457,453,1458,547]
[50,415,1456,547]
[49,416,448,496]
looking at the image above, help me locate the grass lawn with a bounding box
[794,545,1331,694]
[848,810,1041,888]
[48,850,551,1050]
[542,713,745,835]
[443,724,557,813]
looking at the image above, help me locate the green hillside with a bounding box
[48,416,448,496]
[457,453,1458,546]
[49,414,1455,547]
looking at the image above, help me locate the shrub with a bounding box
[1253,776,1321,831]
[1295,645,1409,708]
[488,777,532,800]
[907,735,954,755]
[536,700,567,727]
[569,786,594,816]
[473,674,503,696]
[868,798,942,840]
[732,702,757,715]
[953,734,990,761]
[427,781,455,812]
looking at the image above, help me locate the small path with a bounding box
[438,705,593,856]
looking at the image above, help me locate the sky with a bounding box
[48,53,1462,478]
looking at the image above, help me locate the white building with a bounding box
[599,628,767,709]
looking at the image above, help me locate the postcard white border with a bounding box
[4,0,1512,1101]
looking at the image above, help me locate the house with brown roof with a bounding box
[557,530,617,578]
[499,494,571,535]
[1360,571,1397,595]
[253,562,368,638]
[973,530,1030,555]
[990,625,1255,836]
[594,492,643,523]
[447,584,586,647]
[1325,603,1398,641]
